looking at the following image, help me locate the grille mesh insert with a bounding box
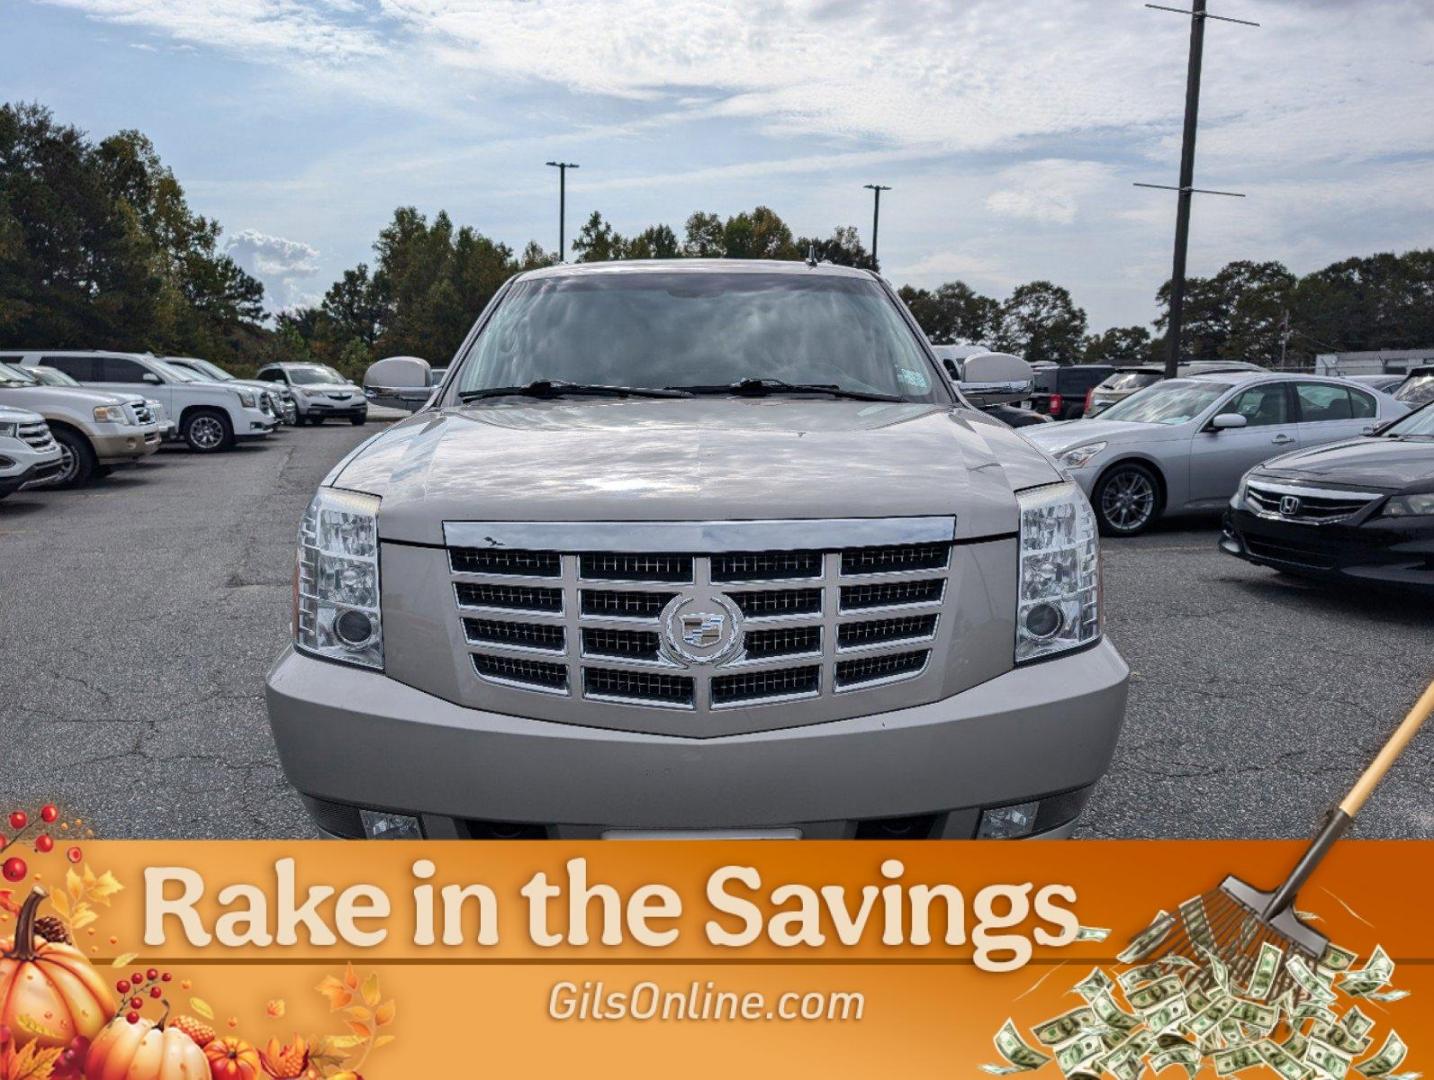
[744,625,821,658]
[841,542,951,575]
[456,582,563,612]
[838,614,939,649]
[712,665,821,705]
[580,553,692,582]
[582,627,662,661]
[730,588,822,618]
[711,550,822,582]
[835,649,929,687]
[464,618,565,652]
[840,579,943,611]
[585,668,694,706]
[473,653,567,690]
[580,590,675,619]
[451,548,561,577]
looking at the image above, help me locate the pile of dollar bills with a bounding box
[983,899,1413,1080]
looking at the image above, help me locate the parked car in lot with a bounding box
[1029,364,1115,420]
[13,351,277,452]
[0,405,63,500]
[1392,367,1434,408]
[1084,361,1267,418]
[0,362,160,486]
[163,356,299,425]
[267,260,1129,841]
[23,364,176,439]
[1024,372,1408,535]
[1349,374,1407,395]
[1222,401,1434,595]
[255,362,367,425]
[929,344,1052,428]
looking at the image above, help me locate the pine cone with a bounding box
[34,915,70,944]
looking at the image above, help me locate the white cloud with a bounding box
[225,229,321,308]
[984,160,1116,225]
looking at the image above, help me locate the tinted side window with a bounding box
[1295,383,1354,422]
[1228,384,1290,427]
[42,355,98,380]
[1349,389,1377,418]
[257,368,284,382]
[0,354,23,364]
[100,356,150,383]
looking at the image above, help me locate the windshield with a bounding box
[1100,372,1160,393]
[1098,379,1233,425]
[0,363,37,386]
[1383,402,1434,438]
[30,366,78,387]
[287,365,346,386]
[153,361,199,383]
[180,358,232,381]
[1394,374,1434,405]
[453,271,944,403]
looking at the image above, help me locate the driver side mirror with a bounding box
[364,355,434,413]
[1210,413,1248,431]
[957,352,1034,407]
[142,372,162,385]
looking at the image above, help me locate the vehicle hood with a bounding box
[335,399,1063,546]
[0,403,44,423]
[0,386,136,409]
[1255,437,1434,492]
[1022,417,1175,454]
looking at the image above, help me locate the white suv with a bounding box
[13,351,277,452]
[0,405,63,500]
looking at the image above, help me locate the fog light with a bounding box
[978,801,1041,839]
[359,810,422,840]
[334,609,375,646]
[1024,602,1063,640]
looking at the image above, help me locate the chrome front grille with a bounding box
[443,517,956,717]
[17,422,55,453]
[128,402,154,425]
[1246,482,1380,524]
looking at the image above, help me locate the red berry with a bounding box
[8,811,26,831]
[2,857,26,882]
[35,835,54,853]
[161,972,172,982]
[131,972,143,985]
[126,1012,139,1024]
[129,997,143,1010]
[0,834,7,849]
[146,968,159,981]
[116,980,130,994]
[40,805,58,824]
[66,846,82,864]
[149,986,162,999]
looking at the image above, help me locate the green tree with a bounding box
[571,210,625,263]
[624,223,680,259]
[896,281,1001,344]
[994,281,1088,364]
[722,206,797,260]
[1082,325,1153,365]
[797,225,872,269]
[682,211,725,257]
[1155,260,1295,365]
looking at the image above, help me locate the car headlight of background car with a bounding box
[234,389,257,407]
[0,421,18,440]
[92,404,127,423]
[294,487,383,670]
[1016,482,1101,663]
[1382,493,1434,517]
[1056,442,1107,470]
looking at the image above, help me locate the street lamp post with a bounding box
[863,184,891,271]
[545,161,579,261]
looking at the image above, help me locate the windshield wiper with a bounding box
[458,380,691,402]
[666,377,903,403]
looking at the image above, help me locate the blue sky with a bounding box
[3,0,1432,332]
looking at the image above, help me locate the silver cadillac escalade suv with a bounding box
[266,261,1130,840]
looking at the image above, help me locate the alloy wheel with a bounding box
[1100,469,1156,532]
[190,415,225,450]
[55,442,78,484]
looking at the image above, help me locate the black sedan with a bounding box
[1221,402,1434,594]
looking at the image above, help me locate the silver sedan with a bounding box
[1023,372,1409,535]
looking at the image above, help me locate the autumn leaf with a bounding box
[265,999,286,1019]
[320,1035,365,1053]
[342,1006,371,1025]
[65,869,83,904]
[373,1000,395,1027]
[345,1021,372,1040]
[111,952,138,968]
[373,1034,396,1049]
[342,963,359,990]
[190,997,215,1020]
[13,1014,63,1041]
[316,975,353,1011]
[71,908,98,931]
[2,1041,64,1080]
[45,891,69,920]
[360,972,381,1008]
[86,868,124,904]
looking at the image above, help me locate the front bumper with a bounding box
[266,638,1129,839]
[1221,506,1434,594]
[0,454,65,496]
[238,408,279,439]
[92,425,162,463]
[299,396,367,418]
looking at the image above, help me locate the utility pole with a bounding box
[863,184,891,271]
[1134,2,1256,379]
[545,161,579,261]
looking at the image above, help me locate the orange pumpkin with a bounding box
[84,1014,208,1080]
[204,1036,261,1080]
[0,888,115,1050]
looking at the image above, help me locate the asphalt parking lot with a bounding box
[1,423,1430,840]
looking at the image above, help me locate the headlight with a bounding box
[0,422,17,439]
[235,389,257,407]
[1016,482,1101,663]
[294,487,383,669]
[1233,473,1252,508]
[1383,493,1434,517]
[291,386,309,399]
[92,405,127,423]
[1057,442,1107,470]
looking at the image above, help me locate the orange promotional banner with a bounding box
[0,839,1428,1078]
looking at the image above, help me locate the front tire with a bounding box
[52,428,97,487]
[349,414,366,426]
[182,409,234,453]
[1093,462,1161,536]
[305,415,323,426]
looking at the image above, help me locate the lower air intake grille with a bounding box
[585,668,694,707]
[841,579,944,611]
[712,665,821,706]
[473,653,567,690]
[835,650,929,688]
[464,618,565,652]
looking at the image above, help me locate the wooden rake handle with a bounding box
[1265,676,1434,920]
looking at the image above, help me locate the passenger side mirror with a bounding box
[142,372,162,385]
[364,355,434,413]
[957,353,1033,407]
[1210,413,1248,431]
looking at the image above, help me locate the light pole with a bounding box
[863,184,891,271]
[545,161,579,261]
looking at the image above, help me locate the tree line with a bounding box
[5,103,1432,380]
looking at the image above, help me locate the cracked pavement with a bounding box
[1,426,1430,839]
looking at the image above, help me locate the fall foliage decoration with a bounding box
[167,1017,214,1050]
[84,1010,207,1080]
[203,1037,260,1080]
[0,889,115,1051]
